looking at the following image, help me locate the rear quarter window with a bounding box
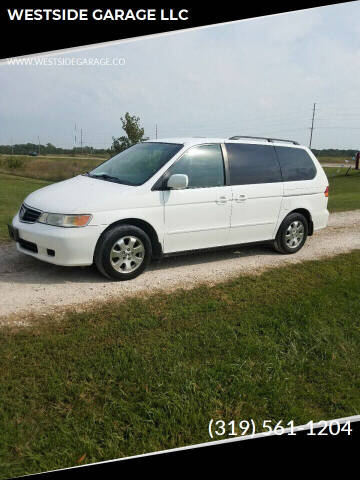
[225,143,282,185]
[275,146,317,181]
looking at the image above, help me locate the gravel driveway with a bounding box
[1,210,359,322]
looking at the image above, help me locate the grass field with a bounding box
[0,174,50,241]
[0,251,359,478]
[0,154,104,182]
[325,167,360,212]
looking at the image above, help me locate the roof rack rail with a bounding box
[228,135,299,145]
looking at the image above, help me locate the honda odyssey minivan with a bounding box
[9,136,329,280]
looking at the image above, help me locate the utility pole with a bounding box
[38,136,41,155]
[80,129,83,154]
[155,124,158,139]
[309,103,316,148]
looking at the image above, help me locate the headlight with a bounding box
[38,213,92,227]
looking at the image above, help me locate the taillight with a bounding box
[324,186,329,197]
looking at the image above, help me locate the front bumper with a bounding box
[11,213,106,266]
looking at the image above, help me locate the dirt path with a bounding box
[320,163,353,167]
[0,210,359,323]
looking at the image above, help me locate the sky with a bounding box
[1,2,360,150]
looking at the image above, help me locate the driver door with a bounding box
[162,144,231,253]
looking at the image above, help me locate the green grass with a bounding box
[324,167,360,212]
[0,251,359,478]
[0,154,103,182]
[0,174,50,242]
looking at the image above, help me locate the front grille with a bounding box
[18,238,38,253]
[19,204,42,223]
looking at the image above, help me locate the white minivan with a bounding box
[9,136,329,280]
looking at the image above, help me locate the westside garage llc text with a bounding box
[7,8,190,22]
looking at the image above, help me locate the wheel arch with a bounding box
[95,218,163,259]
[285,208,314,236]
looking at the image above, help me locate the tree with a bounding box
[46,142,57,154]
[111,112,148,153]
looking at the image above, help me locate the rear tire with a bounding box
[94,225,152,280]
[273,213,308,254]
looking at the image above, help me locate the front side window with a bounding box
[166,144,225,188]
[275,146,316,181]
[225,143,282,185]
[89,142,183,186]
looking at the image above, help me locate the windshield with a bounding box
[89,142,183,186]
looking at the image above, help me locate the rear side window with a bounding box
[167,144,225,188]
[275,146,316,181]
[225,143,282,185]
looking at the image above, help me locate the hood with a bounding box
[24,175,136,213]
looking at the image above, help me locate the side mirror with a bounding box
[167,174,189,190]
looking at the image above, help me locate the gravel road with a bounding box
[0,210,359,322]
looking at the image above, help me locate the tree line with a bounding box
[0,112,357,157]
[0,143,109,156]
[312,149,358,157]
[0,113,146,156]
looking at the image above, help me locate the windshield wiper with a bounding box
[88,173,124,184]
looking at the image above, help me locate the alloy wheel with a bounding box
[285,220,305,249]
[110,235,145,274]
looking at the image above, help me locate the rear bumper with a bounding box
[11,214,106,266]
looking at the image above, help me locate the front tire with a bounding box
[94,225,152,280]
[273,213,308,254]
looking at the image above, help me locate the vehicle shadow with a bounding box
[0,241,278,286]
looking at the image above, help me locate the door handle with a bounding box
[234,194,247,202]
[216,196,228,204]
